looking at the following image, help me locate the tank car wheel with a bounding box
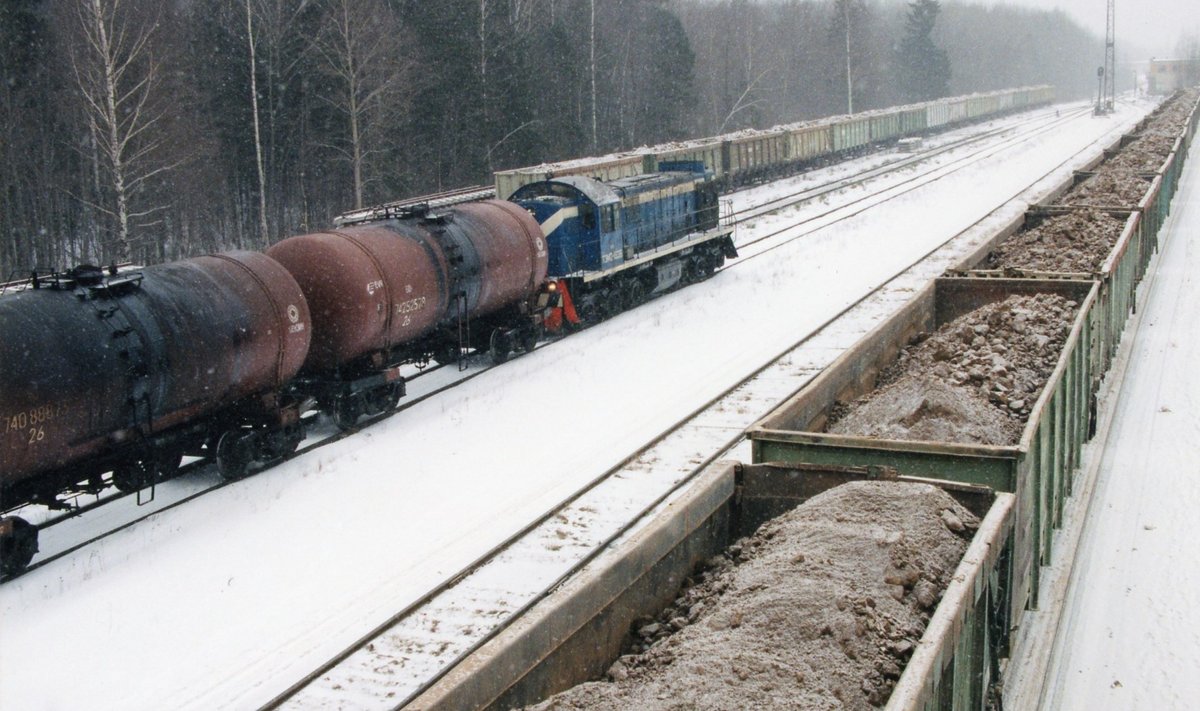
[333,396,363,431]
[0,517,38,578]
[432,342,460,366]
[365,383,403,417]
[519,327,539,354]
[216,430,256,481]
[490,329,512,364]
[264,425,304,461]
[113,449,181,493]
[113,460,155,493]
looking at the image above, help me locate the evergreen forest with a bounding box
[0,0,1116,274]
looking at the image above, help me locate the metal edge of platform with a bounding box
[404,461,737,711]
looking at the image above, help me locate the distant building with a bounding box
[1148,58,1200,93]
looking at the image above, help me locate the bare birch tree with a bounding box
[245,0,269,244]
[590,0,598,151]
[70,0,174,262]
[313,0,415,209]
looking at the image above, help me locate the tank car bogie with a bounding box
[0,515,37,577]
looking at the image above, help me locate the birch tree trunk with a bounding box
[314,0,414,209]
[246,0,269,244]
[590,0,598,151]
[71,0,171,263]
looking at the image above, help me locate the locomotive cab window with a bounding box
[580,203,596,230]
[601,205,617,233]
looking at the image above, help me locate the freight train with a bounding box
[0,164,733,576]
[494,86,1057,196]
[0,85,1055,577]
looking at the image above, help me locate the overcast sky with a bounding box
[975,1,1199,58]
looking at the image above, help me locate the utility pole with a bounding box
[844,0,854,114]
[1103,0,1116,112]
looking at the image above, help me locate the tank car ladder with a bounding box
[455,291,470,371]
[81,270,160,506]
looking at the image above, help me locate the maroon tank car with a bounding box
[0,252,311,575]
[267,199,554,428]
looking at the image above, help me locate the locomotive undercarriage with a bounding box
[571,236,736,324]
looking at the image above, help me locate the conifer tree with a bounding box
[897,0,951,102]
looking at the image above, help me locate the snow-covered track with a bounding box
[728,104,1090,225]
[731,106,1094,261]
[8,107,1081,584]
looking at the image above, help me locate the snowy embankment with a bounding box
[0,100,1151,711]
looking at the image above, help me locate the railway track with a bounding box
[0,102,1118,585]
[263,105,1142,709]
[729,106,1095,262]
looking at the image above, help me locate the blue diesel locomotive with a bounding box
[510,162,736,325]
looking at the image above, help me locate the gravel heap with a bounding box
[828,294,1077,445]
[526,481,979,711]
[984,209,1125,273]
[1060,166,1151,207]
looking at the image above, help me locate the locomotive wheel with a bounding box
[710,252,726,272]
[622,279,648,311]
[0,517,38,578]
[490,329,512,364]
[333,396,363,431]
[216,430,256,481]
[696,255,717,280]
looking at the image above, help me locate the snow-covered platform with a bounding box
[1035,121,1200,710]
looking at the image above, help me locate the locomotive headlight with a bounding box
[547,282,557,292]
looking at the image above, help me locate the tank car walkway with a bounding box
[1040,130,1200,709]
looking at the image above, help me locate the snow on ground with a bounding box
[0,101,1151,711]
[1043,131,1200,710]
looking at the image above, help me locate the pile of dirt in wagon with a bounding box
[1059,166,1151,208]
[827,294,1077,446]
[526,481,979,711]
[1104,133,1176,173]
[1091,88,1198,173]
[984,209,1124,273]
